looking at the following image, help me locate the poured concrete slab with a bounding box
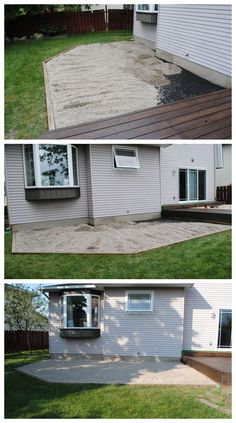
[12,219,230,254]
[44,41,181,129]
[18,358,216,385]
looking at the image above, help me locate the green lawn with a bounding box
[5,350,231,419]
[5,230,231,279]
[5,30,132,139]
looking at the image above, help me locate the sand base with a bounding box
[12,219,230,254]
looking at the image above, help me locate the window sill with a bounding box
[25,187,80,201]
[136,12,157,24]
[60,328,100,338]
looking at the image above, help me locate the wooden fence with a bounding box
[5,9,133,38]
[216,185,232,204]
[108,9,133,30]
[5,330,49,354]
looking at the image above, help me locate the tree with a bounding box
[4,284,48,353]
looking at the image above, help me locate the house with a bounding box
[41,282,232,359]
[133,4,232,88]
[216,144,232,188]
[5,143,219,232]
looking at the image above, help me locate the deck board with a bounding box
[41,88,231,140]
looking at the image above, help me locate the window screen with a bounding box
[113,147,140,169]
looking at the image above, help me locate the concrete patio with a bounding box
[18,358,216,385]
[12,219,231,254]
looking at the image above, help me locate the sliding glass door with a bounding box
[179,169,206,202]
[218,309,232,348]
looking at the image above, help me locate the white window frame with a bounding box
[136,4,159,13]
[178,167,207,203]
[125,290,154,313]
[112,145,140,170]
[217,308,232,349]
[23,144,79,188]
[60,294,100,329]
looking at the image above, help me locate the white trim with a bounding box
[23,144,80,188]
[178,167,208,203]
[112,145,140,170]
[136,4,158,13]
[60,293,100,329]
[125,290,154,313]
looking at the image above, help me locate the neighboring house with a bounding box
[82,4,133,11]
[133,4,232,87]
[41,282,232,359]
[215,144,232,187]
[5,144,219,232]
[4,284,48,331]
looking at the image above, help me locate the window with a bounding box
[137,4,158,12]
[126,291,154,312]
[113,146,140,169]
[218,309,232,348]
[61,294,100,329]
[179,169,206,202]
[23,144,79,188]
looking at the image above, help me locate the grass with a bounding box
[5,229,231,279]
[5,350,231,419]
[5,30,132,139]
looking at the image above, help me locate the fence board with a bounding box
[108,9,133,30]
[5,330,49,353]
[216,185,232,204]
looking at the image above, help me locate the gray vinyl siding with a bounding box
[5,144,89,225]
[133,6,157,46]
[160,144,215,205]
[103,288,184,358]
[156,4,232,77]
[90,145,161,218]
[183,282,232,351]
[49,292,104,356]
[49,288,185,358]
[215,144,232,187]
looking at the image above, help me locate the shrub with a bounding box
[39,24,67,37]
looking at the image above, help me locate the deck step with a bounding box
[162,208,231,225]
[183,356,232,385]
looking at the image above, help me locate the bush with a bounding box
[30,32,44,40]
[39,24,67,37]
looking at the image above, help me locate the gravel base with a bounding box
[12,219,230,254]
[45,41,181,129]
[18,358,215,385]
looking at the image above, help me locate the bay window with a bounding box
[23,144,79,188]
[61,294,100,329]
[137,4,158,13]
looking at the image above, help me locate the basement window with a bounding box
[60,294,100,329]
[126,290,154,312]
[23,144,79,188]
[113,146,140,169]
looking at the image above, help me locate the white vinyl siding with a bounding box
[160,144,215,205]
[183,282,232,351]
[103,288,184,358]
[90,144,161,219]
[215,144,232,187]
[156,4,232,77]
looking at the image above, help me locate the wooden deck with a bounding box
[183,353,232,385]
[41,88,231,140]
[162,204,232,225]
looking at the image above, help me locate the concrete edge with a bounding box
[42,61,56,130]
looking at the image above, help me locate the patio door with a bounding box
[217,309,232,348]
[179,169,206,202]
